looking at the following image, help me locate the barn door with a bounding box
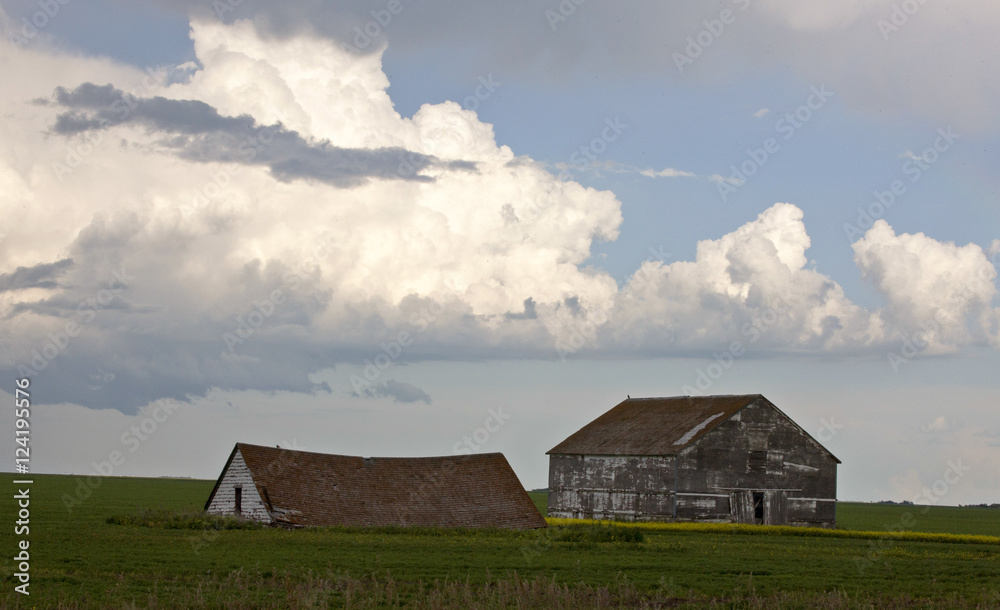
[729,491,754,524]
[763,491,788,525]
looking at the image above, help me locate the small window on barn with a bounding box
[748,450,766,471]
[234,486,242,515]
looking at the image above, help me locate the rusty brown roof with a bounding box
[208,443,546,529]
[548,394,765,456]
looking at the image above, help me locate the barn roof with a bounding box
[547,394,839,461]
[205,443,546,529]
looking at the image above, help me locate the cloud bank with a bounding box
[0,16,996,413]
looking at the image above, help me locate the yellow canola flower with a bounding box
[544,518,1000,546]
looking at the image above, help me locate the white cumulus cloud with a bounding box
[600,203,877,354]
[0,15,996,414]
[853,221,1000,351]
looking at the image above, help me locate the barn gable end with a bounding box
[674,397,838,526]
[204,446,272,523]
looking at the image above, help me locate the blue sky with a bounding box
[1,0,998,504]
[378,37,998,304]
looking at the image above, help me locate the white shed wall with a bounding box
[206,449,272,523]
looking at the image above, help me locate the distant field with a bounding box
[837,501,1000,537]
[2,475,999,608]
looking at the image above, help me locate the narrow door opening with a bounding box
[752,491,764,524]
[234,486,242,516]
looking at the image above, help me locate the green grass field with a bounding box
[2,474,999,608]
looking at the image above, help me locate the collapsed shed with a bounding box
[206,442,546,529]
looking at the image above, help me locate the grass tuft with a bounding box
[106,508,267,530]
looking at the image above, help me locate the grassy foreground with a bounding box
[0,474,998,608]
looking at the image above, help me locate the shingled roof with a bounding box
[205,443,546,529]
[548,394,838,459]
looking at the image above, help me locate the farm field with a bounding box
[1,474,999,608]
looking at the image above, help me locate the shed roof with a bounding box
[205,443,546,529]
[548,394,838,460]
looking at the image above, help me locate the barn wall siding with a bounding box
[548,398,838,527]
[206,449,273,523]
[548,455,676,521]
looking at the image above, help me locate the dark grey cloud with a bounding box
[1,207,337,414]
[506,297,537,320]
[50,83,475,187]
[562,296,581,315]
[0,258,73,292]
[8,295,160,319]
[5,333,339,414]
[52,83,238,135]
[353,379,432,404]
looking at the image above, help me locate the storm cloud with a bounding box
[353,379,433,404]
[0,258,72,293]
[51,82,474,187]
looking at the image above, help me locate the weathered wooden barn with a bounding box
[547,395,839,527]
[205,443,546,529]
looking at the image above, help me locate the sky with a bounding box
[0,0,998,505]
